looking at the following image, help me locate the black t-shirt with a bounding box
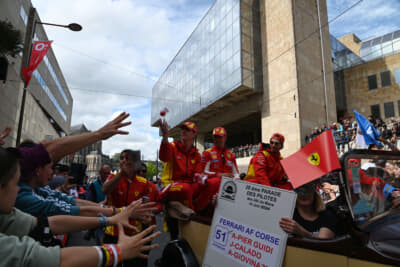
[293,208,337,236]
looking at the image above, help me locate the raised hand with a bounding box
[117,224,161,260]
[96,112,131,140]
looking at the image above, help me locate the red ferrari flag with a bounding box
[22,41,52,86]
[281,129,341,188]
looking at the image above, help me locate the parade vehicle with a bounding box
[157,149,400,267]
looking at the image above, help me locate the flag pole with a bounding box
[16,7,37,146]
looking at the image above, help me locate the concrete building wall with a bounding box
[343,53,400,119]
[338,33,362,56]
[259,0,336,156]
[19,92,59,143]
[0,0,72,147]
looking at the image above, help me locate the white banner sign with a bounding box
[203,178,297,267]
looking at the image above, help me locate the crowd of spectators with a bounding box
[306,116,400,154]
[231,143,260,158]
[228,116,400,159]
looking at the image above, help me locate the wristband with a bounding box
[111,245,119,267]
[99,216,109,228]
[103,245,111,267]
[115,245,122,264]
[100,246,107,267]
[104,245,115,267]
[94,246,103,267]
[104,245,118,267]
[111,207,117,215]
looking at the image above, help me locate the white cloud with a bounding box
[31,0,213,159]
[327,0,400,40]
[30,0,399,160]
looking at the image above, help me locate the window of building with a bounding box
[380,71,392,87]
[368,74,378,90]
[371,104,381,119]
[384,102,395,118]
[19,6,28,25]
[33,70,67,121]
[394,68,400,84]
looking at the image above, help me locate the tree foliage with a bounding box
[0,20,23,58]
[112,153,121,163]
[146,162,160,180]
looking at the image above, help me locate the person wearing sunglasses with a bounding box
[245,133,293,190]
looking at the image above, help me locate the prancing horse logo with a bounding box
[308,152,320,166]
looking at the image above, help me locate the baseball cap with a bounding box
[180,122,198,135]
[212,127,227,137]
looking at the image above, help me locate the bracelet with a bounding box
[99,216,109,228]
[102,245,122,267]
[94,246,103,267]
[104,245,115,267]
[119,207,124,213]
[99,246,107,267]
[95,245,122,267]
[111,245,119,267]
[110,207,117,215]
[115,245,122,264]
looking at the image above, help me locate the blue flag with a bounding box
[353,109,382,147]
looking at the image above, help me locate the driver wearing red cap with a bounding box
[196,127,239,212]
[159,121,202,210]
[245,133,293,190]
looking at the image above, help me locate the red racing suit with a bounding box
[195,145,239,211]
[245,144,293,190]
[159,141,202,209]
[104,173,161,237]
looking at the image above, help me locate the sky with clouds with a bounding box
[30,0,400,160]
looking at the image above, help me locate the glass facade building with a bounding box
[330,35,363,71]
[151,0,367,129]
[151,0,242,128]
[360,30,400,61]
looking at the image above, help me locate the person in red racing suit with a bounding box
[245,133,293,190]
[159,121,202,210]
[196,127,239,212]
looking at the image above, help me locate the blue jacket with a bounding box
[87,178,106,203]
[15,183,80,217]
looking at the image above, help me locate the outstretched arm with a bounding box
[49,199,156,234]
[43,113,131,161]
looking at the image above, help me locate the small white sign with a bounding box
[203,178,297,267]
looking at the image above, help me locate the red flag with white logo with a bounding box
[22,41,52,86]
[280,130,341,188]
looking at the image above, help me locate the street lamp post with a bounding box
[16,7,82,146]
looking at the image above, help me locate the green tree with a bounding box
[146,162,160,180]
[112,153,121,163]
[0,20,23,57]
